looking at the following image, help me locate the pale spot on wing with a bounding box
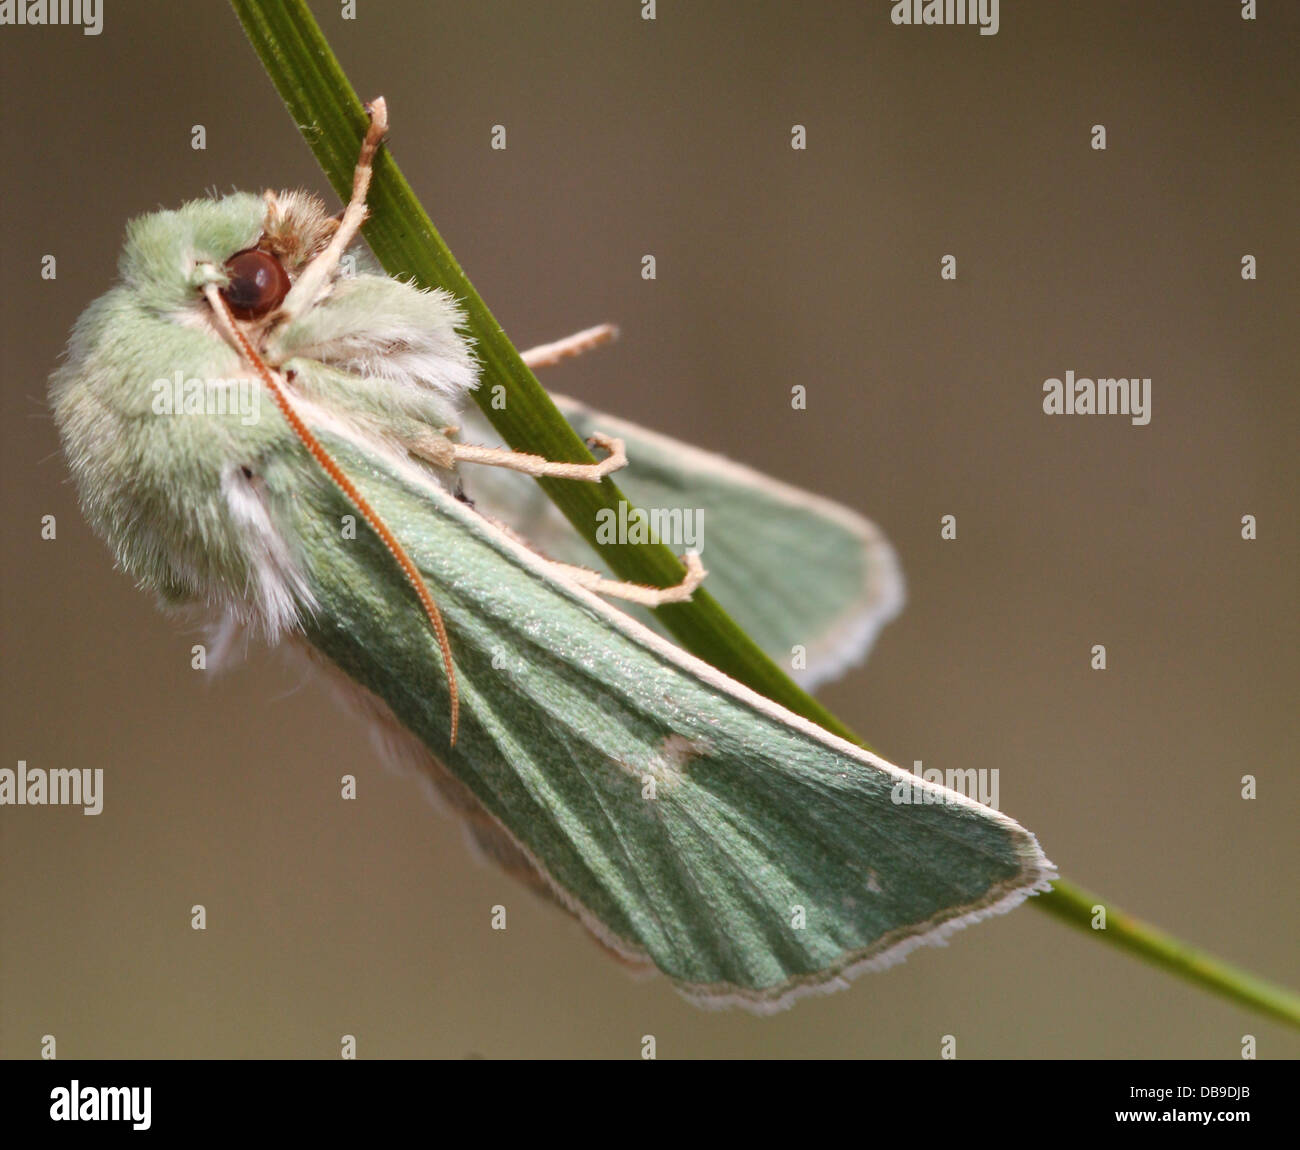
[623,734,712,794]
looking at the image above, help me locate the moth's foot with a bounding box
[519,323,619,370]
[584,432,628,478]
[659,551,707,603]
[549,551,707,608]
[363,96,390,140]
[449,433,627,482]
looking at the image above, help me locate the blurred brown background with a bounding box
[2,1,1296,1058]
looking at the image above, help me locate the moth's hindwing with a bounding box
[277,433,1052,1011]
[460,397,905,690]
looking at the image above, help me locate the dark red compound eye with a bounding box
[219,248,290,319]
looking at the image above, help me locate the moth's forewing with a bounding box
[282,428,1051,1011]
[459,398,905,691]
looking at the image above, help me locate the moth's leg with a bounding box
[280,97,389,323]
[546,552,706,607]
[447,431,628,481]
[405,429,456,470]
[519,324,618,370]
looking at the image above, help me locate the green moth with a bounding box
[49,99,1054,1011]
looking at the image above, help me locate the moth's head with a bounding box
[119,189,338,322]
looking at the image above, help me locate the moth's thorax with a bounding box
[50,188,479,640]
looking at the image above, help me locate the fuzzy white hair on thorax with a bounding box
[271,277,479,417]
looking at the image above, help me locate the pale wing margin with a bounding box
[458,397,906,690]
[273,433,1053,1012]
